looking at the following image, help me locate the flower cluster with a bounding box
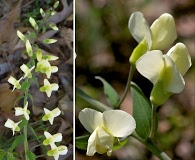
[129,12,192,105]
[4,2,68,159]
[77,12,192,159]
[43,131,68,160]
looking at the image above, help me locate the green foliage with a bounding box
[19,117,28,129]
[27,151,36,160]
[9,135,24,152]
[76,87,111,112]
[75,135,129,152]
[75,135,89,150]
[95,76,120,108]
[0,149,6,159]
[131,82,152,140]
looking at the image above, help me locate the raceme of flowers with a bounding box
[4,6,68,159]
[128,12,192,106]
[129,12,177,65]
[79,108,136,156]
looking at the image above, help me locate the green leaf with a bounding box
[9,135,24,152]
[7,152,15,160]
[75,135,128,152]
[14,95,24,107]
[131,82,152,140]
[29,32,36,39]
[41,26,47,34]
[95,76,120,108]
[18,117,28,129]
[43,39,57,44]
[0,149,6,159]
[27,126,40,143]
[29,17,39,30]
[26,150,36,160]
[75,135,89,150]
[76,87,111,112]
[21,80,31,91]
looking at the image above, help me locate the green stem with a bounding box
[116,65,136,108]
[23,79,30,160]
[132,132,172,160]
[24,125,29,160]
[149,103,158,138]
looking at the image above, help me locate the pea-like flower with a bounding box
[4,119,21,135]
[129,12,177,65]
[40,79,59,97]
[42,108,61,125]
[47,145,68,160]
[26,40,33,57]
[15,102,30,120]
[36,49,59,62]
[79,108,136,156]
[43,131,62,148]
[136,43,191,106]
[36,59,58,79]
[20,64,35,79]
[8,76,23,91]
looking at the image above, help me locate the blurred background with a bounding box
[75,0,195,160]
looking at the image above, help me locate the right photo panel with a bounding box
[75,0,194,160]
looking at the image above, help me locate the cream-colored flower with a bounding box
[20,64,35,79]
[42,108,61,125]
[8,76,23,91]
[79,108,136,156]
[47,145,68,160]
[43,131,62,148]
[40,79,59,97]
[36,59,58,79]
[15,102,30,120]
[136,43,191,106]
[4,119,21,135]
[129,12,177,65]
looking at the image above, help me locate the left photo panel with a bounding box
[0,0,73,160]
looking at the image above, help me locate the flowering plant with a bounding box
[76,11,192,160]
[3,1,68,160]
